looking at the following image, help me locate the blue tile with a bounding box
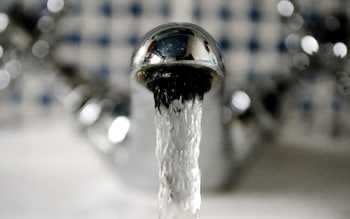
[248,38,259,52]
[39,1,48,13]
[97,35,111,47]
[70,2,83,14]
[192,6,201,20]
[219,6,232,21]
[128,34,139,46]
[62,32,82,44]
[249,6,261,22]
[8,1,23,11]
[129,2,142,17]
[39,93,53,106]
[304,10,321,24]
[332,100,342,112]
[246,70,257,82]
[303,71,317,82]
[160,4,170,17]
[96,65,110,79]
[100,1,113,17]
[299,99,313,111]
[218,36,232,51]
[277,39,287,53]
[10,88,22,104]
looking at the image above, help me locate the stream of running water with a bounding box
[155,97,203,219]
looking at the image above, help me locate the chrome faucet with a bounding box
[126,23,233,189]
[65,23,278,190]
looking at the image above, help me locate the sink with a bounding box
[1,114,350,219]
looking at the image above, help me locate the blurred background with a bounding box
[0,0,349,218]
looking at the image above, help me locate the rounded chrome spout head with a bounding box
[131,23,225,93]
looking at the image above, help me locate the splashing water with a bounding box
[155,97,203,219]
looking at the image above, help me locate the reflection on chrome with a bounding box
[336,72,350,96]
[4,59,22,79]
[292,53,310,70]
[285,34,300,52]
[0,45,3,58]
[0,69,11,90]
[231,90,251,113]
[333,42,347,58]
[288,13,304,30]
[62,85,90,112]
[32,40,50,58]
[108,116,130,144]
[325,16,341,32]
[0,13,9,33]
[79,99,102,126]
[277,0,294,17]
[301,35,319,55]
[131,22,225,89]
[37,16,55,33]
[47,0,65,13]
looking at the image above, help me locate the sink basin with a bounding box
[1,114,350,219]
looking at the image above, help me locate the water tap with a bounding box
[55,23,274,190]
[126,23,233,189]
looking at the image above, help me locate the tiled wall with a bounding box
[54,0,286,89]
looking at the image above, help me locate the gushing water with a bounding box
[155,97,203,219]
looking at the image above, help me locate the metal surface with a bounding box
[123,23,233,190]
[131,23,224,89]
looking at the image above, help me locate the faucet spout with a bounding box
[126,23,233,190]
[131,23,225,109]
[130,23,229,215]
